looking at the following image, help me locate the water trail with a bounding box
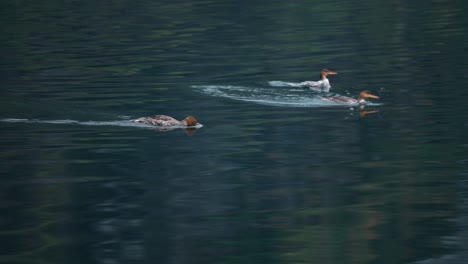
[268,81,294,87]
[192,84,382,108]
[268,80,317,89]
[192,84,329,107]
[268,81,325,93]
[0,118,203,129]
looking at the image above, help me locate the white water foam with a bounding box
[192,84,365,107]
[268,81,293,87]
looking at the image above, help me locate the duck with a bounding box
[288,69,338,92]
[131,115,198,127]
[320,90,379,104]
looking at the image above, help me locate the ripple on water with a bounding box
[192,84,382,108]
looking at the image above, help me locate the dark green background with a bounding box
[1,1,467,263]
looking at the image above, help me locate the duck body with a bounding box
[320,90,379,105]
[131,115,198,127]
[287,69,337,92]
[321,95,362,104]
[295,79,332,92]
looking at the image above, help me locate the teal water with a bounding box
[1,1,468,264]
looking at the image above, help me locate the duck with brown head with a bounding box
[181,116,198,126]
[289,69,338,92]
[131,115,199,127]
[319,69,338,81]
[320,90,379,104]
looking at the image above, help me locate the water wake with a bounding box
[268,81,326,93]
[192,84,367,107]
[0,118,203,129]
[268,81,295,87]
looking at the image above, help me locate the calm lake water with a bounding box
[1,1,468,263]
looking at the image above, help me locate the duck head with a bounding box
[358,90,379,103]
[319,69,338,80]
[183,116,198,126]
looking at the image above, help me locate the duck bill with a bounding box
[328,71,338,75]
[366,94,379,99]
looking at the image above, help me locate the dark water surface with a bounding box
[1,1,468,263]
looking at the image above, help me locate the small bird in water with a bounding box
[131,115,198,127]
[288,69,338,92]
[320,90,379,104]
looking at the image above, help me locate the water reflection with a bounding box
[148,127,200,136]
[91,180,145,264]
[358,109,379,117]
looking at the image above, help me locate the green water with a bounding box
[1,1,468,263]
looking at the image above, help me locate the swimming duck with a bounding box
[320,90,379,104]
[131,115,198,127]
[288,69,338,92]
